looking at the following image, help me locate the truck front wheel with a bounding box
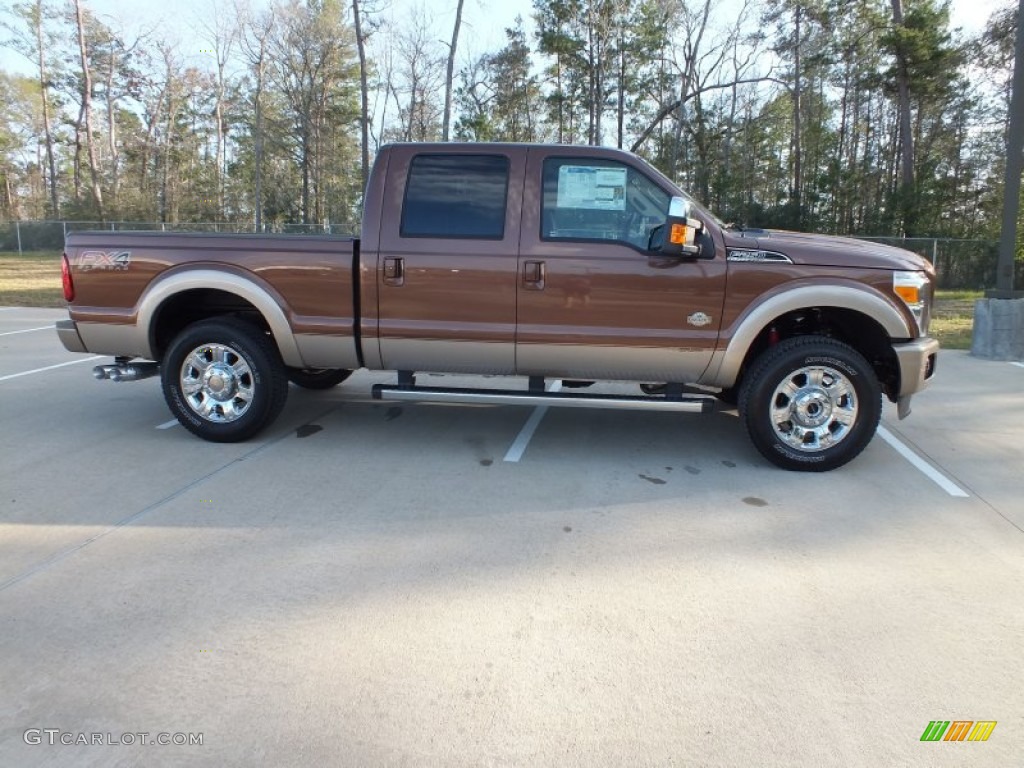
[738,337,881,472]
[161,318,288,442]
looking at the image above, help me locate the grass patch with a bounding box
[0,251,64,307]
[935,289,983,302]
[931,290,980,351]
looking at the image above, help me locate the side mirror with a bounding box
[659,196,704,257]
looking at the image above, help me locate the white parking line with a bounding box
[0,325,54,337]
[503,380,563,463]
[156,419,179,430]
[876,425,969,498]
[0,355,103,383]
[1011,362,1024,369]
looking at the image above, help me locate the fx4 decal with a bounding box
[77,250,131,271]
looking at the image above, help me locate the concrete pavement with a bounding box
[1,308,1021,766]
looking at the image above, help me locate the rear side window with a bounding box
[401,154,509,239]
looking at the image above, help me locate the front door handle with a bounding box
[523,260,546,290]
[383,257,404,287]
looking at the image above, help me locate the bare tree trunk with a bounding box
[668,0,711,176]
[33,1,59,216]
[73,0,104,219]
[616,16,625,149]
[161,92,173,222]
[3,173,16,219]
[302,127,311,223]
[215,87,226,216]
[209,21,235,218]
[587,17,596,144]
[442,0,465,142]
[594,16,604,146]
[239,6,274,231]
[106,43,120,210]
[72,107,83,202]
[890,0,915,234]
[995,0,1024,293]
[140,89,163,193]
[556,56,564,143]
[791,4,802,227]
[158,44,182,223]
[352,0,370,188]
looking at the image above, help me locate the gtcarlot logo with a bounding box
[24,729,203,747]
[920,720,996,742]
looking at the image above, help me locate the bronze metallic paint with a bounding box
[374,145,527,372]
[61,143,938,400]
[516,145,729,381]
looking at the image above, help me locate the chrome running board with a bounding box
[371,384,713,413]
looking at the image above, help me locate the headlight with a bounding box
[893,270,931,335]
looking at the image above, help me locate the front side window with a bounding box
[541,158,670,250]
[401,154,509,239]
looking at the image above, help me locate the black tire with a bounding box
[161,317,288,442]
[738,336,881,472]
[286,368,352,390]
[715,386,738,406]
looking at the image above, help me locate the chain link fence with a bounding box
[1,221,1014,291]
[0,220,355,253]
[856,236,1016,292]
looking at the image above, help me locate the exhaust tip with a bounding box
[92,366,108,380]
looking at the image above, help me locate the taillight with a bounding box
[61,253,74,302]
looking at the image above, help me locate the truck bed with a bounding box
[64,231,360,369]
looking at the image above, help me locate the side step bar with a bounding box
[372,383,714,413]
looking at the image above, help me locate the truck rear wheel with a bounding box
[286,368,352,390]
[161,318,288,442]
[738,336,881,472]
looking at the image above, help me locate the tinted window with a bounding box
[401,154,509,239]
[541,158,670,250]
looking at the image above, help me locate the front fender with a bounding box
[700,282,912,388]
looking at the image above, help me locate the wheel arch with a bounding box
[139,268,304,367]
[703,284,911,401]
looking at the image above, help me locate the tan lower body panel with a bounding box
[55,320,87,353]
[698,350,730,387]
[77,322,150,359]
[378,339,515,375]
[294,334,360,370]
[894,337,939,396]
[516,344,713,382]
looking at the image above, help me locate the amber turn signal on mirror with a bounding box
[669,223,689,245]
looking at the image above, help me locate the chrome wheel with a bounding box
[179,343,255,423]
[769,364,858,452]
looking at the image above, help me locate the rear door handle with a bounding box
[523,260,545,290]
[383,257,404,286]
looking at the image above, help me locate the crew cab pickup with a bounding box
[57,143,938,471]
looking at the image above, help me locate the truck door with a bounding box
[374,146,526,374]
[515,151,727,383]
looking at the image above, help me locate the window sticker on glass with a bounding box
[556,165,627,211]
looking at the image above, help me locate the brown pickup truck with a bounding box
[57,142,938,471]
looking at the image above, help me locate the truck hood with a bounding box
[724,230,935,275]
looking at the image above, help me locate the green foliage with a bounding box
[0,0,1013,255]
[456,19,544,143]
